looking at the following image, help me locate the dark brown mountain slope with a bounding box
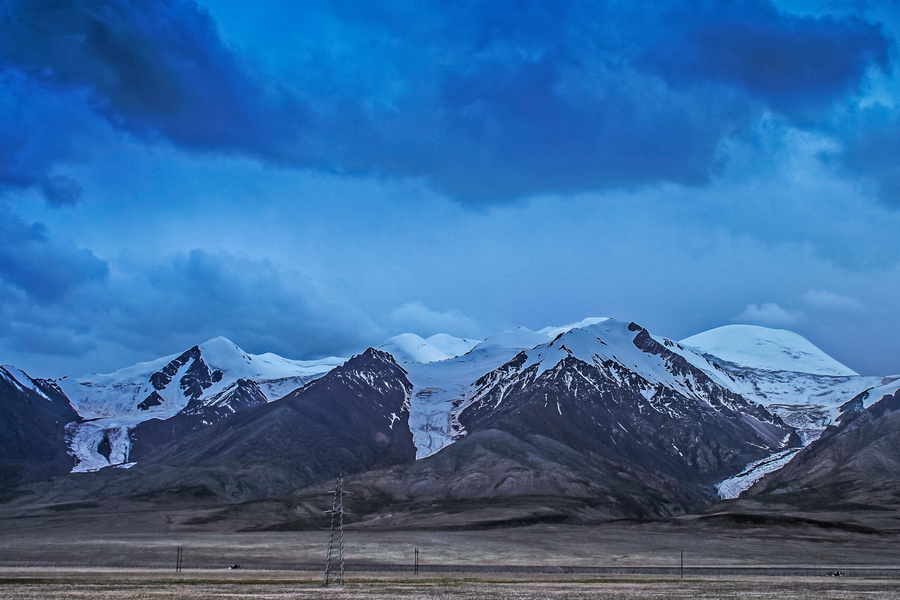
[743,384,900,518]
[0,367,81,488]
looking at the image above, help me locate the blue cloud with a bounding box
[0,70,109,204]
[0,0,892,202]
[39,175,83,207]
[0,204,108,302]
[109,249,382,360]
[300,0,893,199]
[0,0,308,158]
[836,102,900,205]
[638,2,889,118]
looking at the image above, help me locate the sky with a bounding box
[1,0,900,378]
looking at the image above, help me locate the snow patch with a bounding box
[405,326,547,459]
[715,448,802,499]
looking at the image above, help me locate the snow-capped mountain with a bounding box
[404,323,601,458]
[250,320,802,525]
[677,325,891,446]
[455,321,798,487]
[56,337,345,471]
[6,315,891,523]
[9,314,897,528]
[402,318,799,466]
[79,349,417,504]
[840,377,900,414]
[22,323,799,519]
[681,325,858,376]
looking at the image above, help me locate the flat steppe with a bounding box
[2,569,900,600]
[2,505,900,568]
[2,506,900,598]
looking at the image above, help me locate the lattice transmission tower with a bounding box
[324,474,349,586]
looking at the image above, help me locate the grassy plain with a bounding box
[2,506,900,598]
[2,506,900,569]
[2,569,900,600]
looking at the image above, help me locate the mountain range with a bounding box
[1,317,896,529]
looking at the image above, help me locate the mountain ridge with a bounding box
[1,317,895,530]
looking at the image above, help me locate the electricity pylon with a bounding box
[324,474,349,586]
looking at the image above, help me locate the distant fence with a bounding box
[3,561,900,578]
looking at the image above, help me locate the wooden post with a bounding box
[680,550,683,579]
[414,547,419,575]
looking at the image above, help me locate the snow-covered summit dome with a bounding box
[681,324,857,376]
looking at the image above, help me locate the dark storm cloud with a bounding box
[0,0,891,201]
[304,0,893,199]
[0,245,384,373]
[837,103,900,205]
[0,204,108,302]
[112,249,381,360]
[0,0,307,158]
[0,70,106,204]
[638,2,889,118]
[40,175,82,206]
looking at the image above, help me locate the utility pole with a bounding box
[680,550,684,579]
[324,474,349,586]
[414,547,419,575]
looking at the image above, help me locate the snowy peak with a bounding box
[379,333,479,364]
[59,337,345,420]
[515,320,730,402]
[537,317,610,338]
[424,333,481,358]
[466,326,549,358]
[680,325,858,376]
[378,321,596,366]
[1,365,65,405]
[405,319,752,461]
[677,324,877,449]
[840,377,900,416]
[0,364,81,485]
[147,345,223,402]
[460,319,781,419]
[454,321,799,492]
[292,347,414,430]
[58,337,346,472]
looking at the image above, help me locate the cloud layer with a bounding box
[0,0,893,201]
[1,0,899,378]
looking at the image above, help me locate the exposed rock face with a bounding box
[0,366,81,487]
[129,378,268,461]
[137,391,165,411]
[148,346,224,401]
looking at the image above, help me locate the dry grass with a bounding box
[1,568,899,599]
[2,512,900,570]
[3,509,900,598]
